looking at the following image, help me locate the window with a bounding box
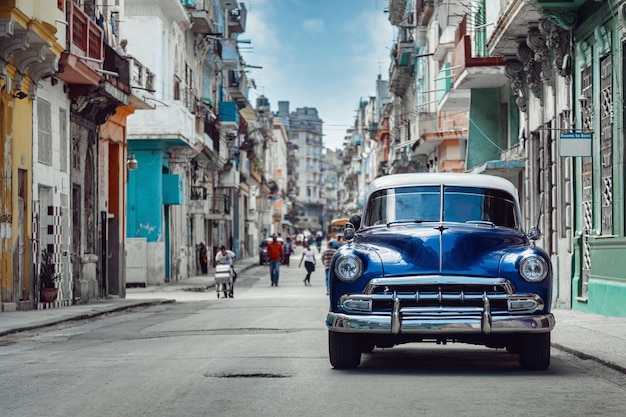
[37,99,52,165]
[59,109,68,172]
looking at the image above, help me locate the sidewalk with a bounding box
[1,256,625,374]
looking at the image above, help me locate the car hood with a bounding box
[355,224,528,277]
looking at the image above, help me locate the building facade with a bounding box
[289,106,325,236]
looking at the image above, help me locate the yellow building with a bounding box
[0,0,62,311]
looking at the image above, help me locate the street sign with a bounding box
[559,131,592,157]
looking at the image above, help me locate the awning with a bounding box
[239,103,258,122]
[468,159,525,179]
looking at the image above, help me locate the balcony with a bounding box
[78,49,151,109]
[221,38,239,68]
[227,2,247,33]
[188,0,218,34]
[388,0,407,26]
[389,59,413,97]
[451,17,506,90]
[219,100,240,128]
[395,25,416,66]
[102,44,130,95]
[227,69,247,101]
[208,193,232,215]
[487,1,542,56]
[56,1,103,88]
[437,63,470,111]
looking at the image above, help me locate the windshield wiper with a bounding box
[465,220,496,227]
[386,219,424,227]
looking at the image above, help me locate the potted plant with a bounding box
[39,249,61,303]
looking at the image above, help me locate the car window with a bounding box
[363,186,440,226]
[363,185,518,228]
[443,186,518,228]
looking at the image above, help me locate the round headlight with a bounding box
[334,255,363,282]
[519,255,548,282]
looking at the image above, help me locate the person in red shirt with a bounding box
[266,235,284,286]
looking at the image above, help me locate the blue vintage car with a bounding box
[326,173,555,370]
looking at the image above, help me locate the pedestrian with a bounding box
[199,242,208,274]
[298,242,316,286]
[283,236,294,266]
[266,235,284,286]
[114,38,133,59]
[315,233,322,252]
[321,240,337,295]
[215,245,237,281]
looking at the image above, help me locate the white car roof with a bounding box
[367,173,519,199]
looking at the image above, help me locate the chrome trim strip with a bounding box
[364,276,516,294]
[339,293,544,315]
[326,313,555,334]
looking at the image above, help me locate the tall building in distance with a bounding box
[289,106,325,236]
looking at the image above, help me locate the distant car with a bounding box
[326,173,555,370]
[259,237,284,265]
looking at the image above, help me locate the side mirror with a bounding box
[527,226,542,244]
[343,224,355,242]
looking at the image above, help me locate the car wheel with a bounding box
[329,331,361,369]
[519,332,551,370]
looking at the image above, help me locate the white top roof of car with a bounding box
[367,173,518,199]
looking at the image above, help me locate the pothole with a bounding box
[206,372,292,378]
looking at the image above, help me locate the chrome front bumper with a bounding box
[326,311,555,334]
[328,277,554,335]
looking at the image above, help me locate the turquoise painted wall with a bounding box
[466,88,504,169]
[127,151,166,242]
[569,2,626,318]
[572,237,626,317]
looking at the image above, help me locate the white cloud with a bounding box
[303,19,325,32]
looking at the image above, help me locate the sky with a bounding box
[242,0,396,150]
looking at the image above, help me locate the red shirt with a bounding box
[266,241,283,261]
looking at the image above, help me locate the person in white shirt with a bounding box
[114,39,132,59]
[298,242,316,286]
[215,245,237,280]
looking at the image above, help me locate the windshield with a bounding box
[363,185,519,229]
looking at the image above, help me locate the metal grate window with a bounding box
[600,54,613,235]
[580,65,593,298]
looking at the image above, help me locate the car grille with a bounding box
[363,278,514,314]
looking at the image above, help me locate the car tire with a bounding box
[329,331,361,369]
[519,332,551,370]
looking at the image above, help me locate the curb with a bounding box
[0,299,174,338]
[552,342,626,375]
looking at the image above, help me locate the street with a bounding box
[1,263,626,417]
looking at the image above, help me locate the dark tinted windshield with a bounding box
[363,185,519,228]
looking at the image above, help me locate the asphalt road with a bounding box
[1,264,626,417]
